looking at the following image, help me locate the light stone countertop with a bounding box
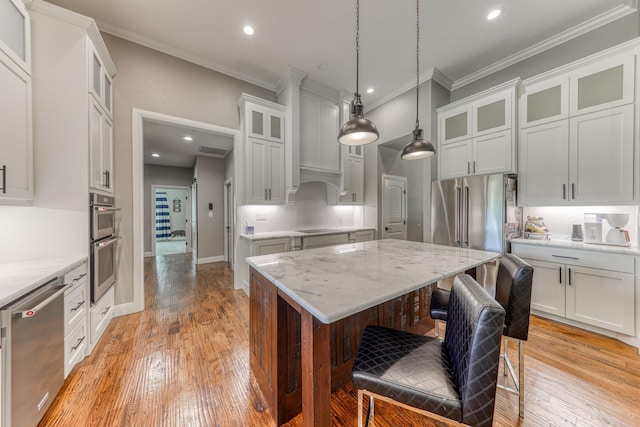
[0,256,87,307]
[239,226,376,241]
[511,237,640,256]
[246,239,499,324]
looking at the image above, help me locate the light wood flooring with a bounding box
[41,253,640,426]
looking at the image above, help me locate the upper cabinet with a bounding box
[0,0,32,205]
[437,79,519,180]
[300,90,340,173]
[239,94,286,205]
[89,44,113,118]
[519,49,636,206]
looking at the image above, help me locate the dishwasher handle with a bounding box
[19,285,68,318]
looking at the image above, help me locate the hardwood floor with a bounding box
[41,254,640,426]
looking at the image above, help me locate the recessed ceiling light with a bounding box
[487,8,502,20]
[183,136,193,141]
[243,25,254,36]
[317,61,328,70]
[151,153,160,157]
[366,88,375,94]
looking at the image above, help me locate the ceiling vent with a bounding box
[198,146,229,158]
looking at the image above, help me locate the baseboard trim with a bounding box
[114,301,142,317]
[197,255,225,264]
[144,251,154,257]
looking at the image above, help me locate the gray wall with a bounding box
[194,156,225,259]
[104,33,276,305]
[452,14,639,101]
[143,164,193,252]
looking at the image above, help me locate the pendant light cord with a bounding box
[415,0,420,129]
[356,0,360,96]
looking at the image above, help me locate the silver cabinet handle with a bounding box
[571,183,575,200]
[559,266,562,284]
[562,184,566,200]
[264,189,267,200]
[467,162,470,174]
[71,336,85,351]
[71,300,85,312]
[74,273,87,282]
[268,188,271,200]
[552,255,579,260]
[568,268,572,286]
[101,306,111,315]
[1,165,5,194]
[473,161,476,174]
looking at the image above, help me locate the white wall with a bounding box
[194,156,225,260]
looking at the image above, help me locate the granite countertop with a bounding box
[246,239,499,324]
[239,226,376,241]
[0,255,87,307]
[511,237,640,256]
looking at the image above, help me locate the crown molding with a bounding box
[452,2,638,91]
[95,20,278,92]
[366,67,453,112]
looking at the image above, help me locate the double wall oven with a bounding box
[90,193,120,303]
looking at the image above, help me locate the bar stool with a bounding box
[351,274,506,427]
[428,253,534,418]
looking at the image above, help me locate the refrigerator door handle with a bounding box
[454,186,461,244]
[463,186,470,245]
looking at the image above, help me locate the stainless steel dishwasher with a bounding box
[1,276,67,427]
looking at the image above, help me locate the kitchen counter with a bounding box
[246,239,499,324]
[239,226,376,241]
[511,237,640,256]
[0,255,87,307]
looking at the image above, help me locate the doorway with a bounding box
[151,185,191,256]
[381,174,407,240]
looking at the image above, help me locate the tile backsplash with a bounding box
[523,206,639,246]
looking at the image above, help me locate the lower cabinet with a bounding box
[90,285,115,350]
[254,238,290,256]
[63,261,88,378]
[512,242,635,336]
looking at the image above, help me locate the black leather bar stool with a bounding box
[351,274,505,427]
[428,253,534,417]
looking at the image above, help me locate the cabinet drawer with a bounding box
[63,261,88,293]
[349,230,375,243]
[302,233,349,249]
[90,286,114,347]
[64,282,88,333]
[254,238,290,256]
[511,243,634,273]
[64,320,87,378]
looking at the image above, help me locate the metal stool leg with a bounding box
[519,339,525,418]
[503,337,509,377]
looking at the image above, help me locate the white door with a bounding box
[224,178,234,267]
[381,175,407,240]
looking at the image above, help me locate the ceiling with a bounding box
[43,0,634,167]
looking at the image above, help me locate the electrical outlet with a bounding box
[256,212,267,221]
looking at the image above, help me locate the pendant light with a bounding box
[338,0,379,146]
[401,0,436,160]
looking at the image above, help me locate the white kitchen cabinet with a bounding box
[239,94,286,205]
[569,52,634,117]
[0,48,32,205]
[89,43,113,118]
[519,76,569,128]
[245,137,284,204]
[340,155,363,205]
[89,97,114,193]
[89,285,114,351]
[63,261,88,377]
[0,0,30,73]
[254,238,290,256]
[519,104,633,206]
[512,241,635,337]
[300,91,340,173]
[437,79,518,180]
[349,229,375,243]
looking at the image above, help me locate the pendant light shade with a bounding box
[401,0,435,160]
[338,0,379,146]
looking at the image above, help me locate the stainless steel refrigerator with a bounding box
[431,174,521,286]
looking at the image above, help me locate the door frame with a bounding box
[223,177,234,267]
[130,108,239,316]
[381,174,408,240]
[150,184,192,256]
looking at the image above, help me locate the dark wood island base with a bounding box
[249,267,436,426]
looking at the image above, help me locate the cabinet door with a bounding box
[318,102,340,171]
[439,105,471,145]
[519,121,569,206]
[473,130,512,175]
[569,104,633,204]
[341,155,363,204]
[245,138,267,203]
[472,90,512,137]
[300,92,319,167]
[89,98,107,191]
[439,139,471,180]
[526,259,566,317]
[569,53,634,117]
[267,141,284,203]
[0,50,32,203]
[520,76,569,128]
[102,116,113,192]
[566,266,634,335]
[267,110,284,143]
[247,105,268,140]
[89,47,104,106]
[254,238,290,256]
[300,92,340,172]
[0,0,30,73]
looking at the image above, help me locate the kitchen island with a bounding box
[246,239,500,426]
